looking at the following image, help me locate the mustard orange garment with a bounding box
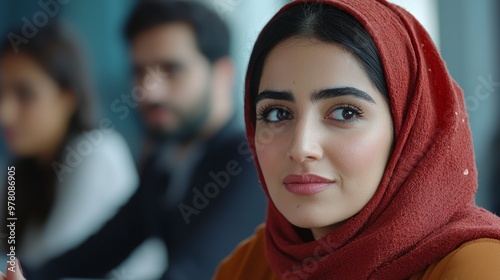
[214,225,277,280]
[214,226,500,280]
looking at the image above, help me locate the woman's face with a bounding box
[255,37,393,239]
[0,52,75,159]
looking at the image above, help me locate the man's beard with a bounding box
[145,92,211,144]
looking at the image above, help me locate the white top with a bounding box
[18,129,139,268]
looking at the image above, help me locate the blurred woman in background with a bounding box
[0,22,138,272]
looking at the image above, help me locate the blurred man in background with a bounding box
[23,1,266,279]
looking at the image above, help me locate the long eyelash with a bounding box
[256,103,286,123]
[341,102,364,115]
[329,102,365,123]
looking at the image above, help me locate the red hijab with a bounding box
[244,0,500,279]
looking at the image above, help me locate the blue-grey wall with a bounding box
[438,0,500,211]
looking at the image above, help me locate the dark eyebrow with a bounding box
[311,87,376,104]
[255,87,376,105]
[255,90,295,105]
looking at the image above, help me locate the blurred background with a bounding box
[0,0,498,278]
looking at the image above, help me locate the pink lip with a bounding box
[283,174,334,195]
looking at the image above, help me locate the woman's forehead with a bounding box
[258,37,380,101]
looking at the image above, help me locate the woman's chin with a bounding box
[281,210,343,232]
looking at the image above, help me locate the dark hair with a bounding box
[1,22,96,248]
[247,2,388,123]
[124,0,230,64]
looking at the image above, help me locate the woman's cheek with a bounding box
[256,130,288,183]
[332,126,391,189]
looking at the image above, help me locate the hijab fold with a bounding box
[244,0,500,278]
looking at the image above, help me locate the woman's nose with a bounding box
[286,118,323,163]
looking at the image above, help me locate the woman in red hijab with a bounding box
[214,0,500,279]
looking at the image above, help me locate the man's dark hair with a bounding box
[124,0,230,64]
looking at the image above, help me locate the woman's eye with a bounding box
[328,107,361,122]
[163,64,183,79]
[267,108,291,122]
[258,107,292,123]
[17,86,35,104]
